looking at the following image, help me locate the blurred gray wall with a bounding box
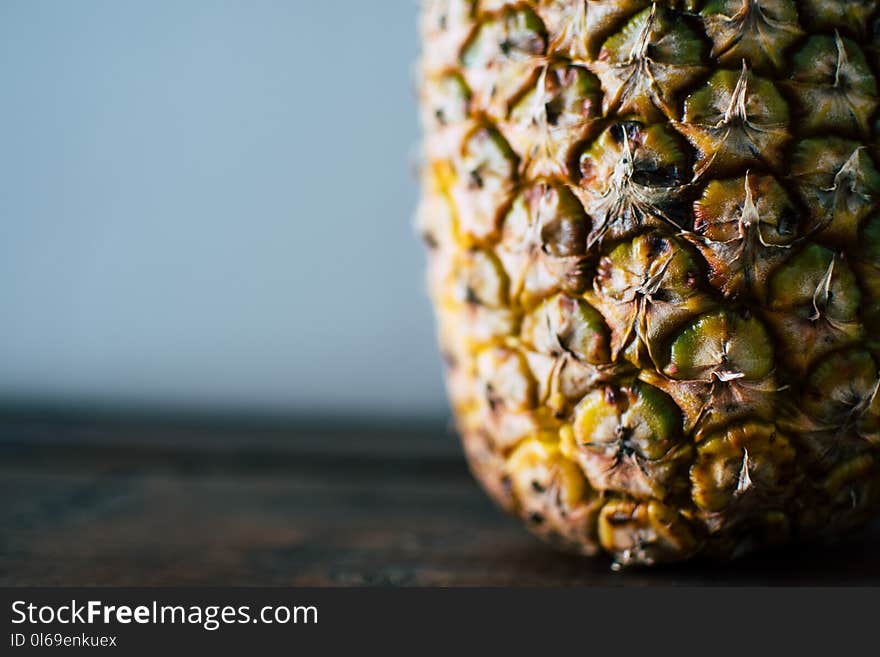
[0,0,448,417]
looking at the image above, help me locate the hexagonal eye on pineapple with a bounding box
[496,182,592,304]
[591,5,706,121]
[507,63,602,177]
[690,421,796,514]
[568,381,691,500]
[789,138,880,244]
[461,6,547,119]
[451,124,519,244]
[676,65,791,179]
[766,243,863,374]
[577,121,690,243]
[699,0,803,75]
[784,33,878,138]
[591,233,709,366]
[690,173,799,299]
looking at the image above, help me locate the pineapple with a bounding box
[418,0,880,566]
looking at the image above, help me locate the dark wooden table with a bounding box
[2,412,879,586]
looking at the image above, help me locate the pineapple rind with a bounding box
[419,0,880,565]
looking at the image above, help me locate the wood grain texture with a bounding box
[1,415,879,586]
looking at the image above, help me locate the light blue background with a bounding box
[0,1,447,417]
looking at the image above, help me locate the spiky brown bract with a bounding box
[418,0,880,567]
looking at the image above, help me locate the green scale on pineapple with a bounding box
[418,0,880,565]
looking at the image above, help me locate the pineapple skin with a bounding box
[418,0,880,566]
